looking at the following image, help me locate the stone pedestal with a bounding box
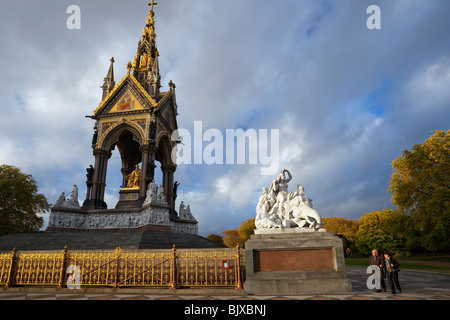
[116,188,142,209]
[244,232,352,295]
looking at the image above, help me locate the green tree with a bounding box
[0,165,50,236]
[356,209,410,255]
[388,130,450,251]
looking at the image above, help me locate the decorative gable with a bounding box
[93,74,158,116]
[108,90,144,114]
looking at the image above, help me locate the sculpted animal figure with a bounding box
[290,201,323,230]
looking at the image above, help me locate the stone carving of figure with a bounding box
[86,165,94,182]
[91,127,98,146]
[55,192,66,207]
[255,187,282,229]
[66,185,79,208]
[173,181,180,196]
[269,169,292,224]
[143,181,158,205]
[269,169,292,197]
[54,185,80,209]
[255,169,324,232]
[156,184,166,202]
[288,184,313,208]
[125,165,141,188]
[178,202,196,221]
[185,205,195,220]
[179,201,186,218]
[140,51,148,68]
[149,123,157,140]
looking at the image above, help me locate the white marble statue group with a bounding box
[55,185,80,209]
[143,181,167,205]
[255,169,324,232]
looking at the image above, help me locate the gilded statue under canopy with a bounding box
[125,165,141,189]
[139,51,149,68]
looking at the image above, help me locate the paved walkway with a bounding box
[0,267,449,300]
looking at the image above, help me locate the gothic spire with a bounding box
[101,57,115,100]
[131,2,161,98]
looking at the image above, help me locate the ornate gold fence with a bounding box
[0,251,14,286]
[177,249,241,287]
[0,245,242,289]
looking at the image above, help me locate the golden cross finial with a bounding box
[148,0,157,12]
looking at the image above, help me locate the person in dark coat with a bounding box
[369,249,386,292]
[384,251,402,294]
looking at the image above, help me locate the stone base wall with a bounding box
[244,232,352,295]
[45,224,172,233]
[47,203,198,235]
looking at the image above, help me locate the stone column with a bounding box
[86,149,111,209]
[140,146,149,198]
[121,168,128,189]
[139,144,157,199]
[161,164,176,210]
[89,150,102,207]
[99,153,110,203]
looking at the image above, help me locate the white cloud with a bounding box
[406,56,450,112]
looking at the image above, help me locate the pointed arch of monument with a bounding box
[155,132,175,167]
[155,133,177,211]
[100,120,145,152]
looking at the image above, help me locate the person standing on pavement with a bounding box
[384,251,402,294]
[369,249,386,292]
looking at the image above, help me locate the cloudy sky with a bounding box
[0,0,449,237]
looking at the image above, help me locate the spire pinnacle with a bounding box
[101,57,116,99]
[130,3,161,97]
[148,1,157,12]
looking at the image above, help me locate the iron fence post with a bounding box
[58,246,68,288]
[235,245,243,290]
[170,244,178,289]
[5,247,17,288]
[113,247,121,288]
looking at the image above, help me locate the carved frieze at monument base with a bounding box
[48,184,197,234]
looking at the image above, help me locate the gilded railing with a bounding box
[0,245,242,289]
[177,249,241,287]
[66,247,175,288]
[14,250,63,286]
[0,250,14,286]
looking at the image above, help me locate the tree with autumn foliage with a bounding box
[322,217,358,255]
[237,218,255,243]
[205,234,224,246]
[388,130,450,252]
[222,218,256,248]
[222,229,240,248]
[356,209,412,255]
[0,165,50,236]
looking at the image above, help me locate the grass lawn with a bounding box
[345,255,450,273]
